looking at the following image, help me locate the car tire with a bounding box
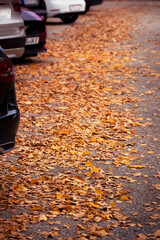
[60,15,78,24]
[85,5,90,12]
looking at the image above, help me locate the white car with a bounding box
[0,0,26,58]
[44,0,86,23]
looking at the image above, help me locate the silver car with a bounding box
[0,0,26,58]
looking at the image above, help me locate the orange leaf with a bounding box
[147,151,153,154]
[110,200,116,207]
[120,195,130,201]
[56,194,62,200]
[95,189,103,195]
[130,150,138,153]
[32,205,43,211]
[89,202,101,208]
[86,161,94,167]
[128,165,146,169]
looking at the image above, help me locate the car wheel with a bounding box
[60,15,78,24]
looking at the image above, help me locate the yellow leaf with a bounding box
[137,118,144,120]
[84,151,91,155]
[89,202,101,208]
[116,156,122,161]
[87,172,92,177]
[96,138,104,142]
[54,145,61,150]
[128,165,146,169]
[123,160,130,165]
[124,57,130,61]
[90,137,96,142]
[110,200,116,207]
[18,185,26,189]
[104,88,112,92]
[57,194,62,200]
[147,151,153,154]
[103,215,110,220]
[86,161,94,167]
[120,195,130,201]
[91,167,100,172]
[95,189,103,195]
[130,150,138,153]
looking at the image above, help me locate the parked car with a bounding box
[21,6,47,57]
[85,0,103,12]
[0,0,26,58]
[0,46,20,154]
[44,0,86,24]
[18,0,47,21]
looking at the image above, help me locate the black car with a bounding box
[0,47,20,154]
[21,7,47,57]
[18,0,47,21]
[85,0,103,12]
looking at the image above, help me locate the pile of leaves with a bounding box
[0,3,159,240]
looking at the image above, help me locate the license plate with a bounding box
[69,4,81,11]
[25,37,39,45]
[24,0,39,6]
[0,6,11,19]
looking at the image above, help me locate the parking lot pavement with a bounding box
[0,1,160,239]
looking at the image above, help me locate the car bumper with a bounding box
[23,47,47,57]
[3,48,25,59]
[46,1,86,17]
[24,32,47,57]
[0,36,26,58]
[0,108,20,154]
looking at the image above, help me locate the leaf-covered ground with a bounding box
[0,1,160,239]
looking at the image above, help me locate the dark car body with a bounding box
[85,0,103,11]
[18,0,47,21]
[21,7,47,57]
[0,47,20,154]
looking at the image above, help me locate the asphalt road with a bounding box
[0,1,160,240]
[96,1,160,239]
[46,2,160,239]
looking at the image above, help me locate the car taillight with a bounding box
[0,58,15,83]
[12,0,21,13]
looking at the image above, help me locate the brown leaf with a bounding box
[32,205,43,211]
[137,233,147,240]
